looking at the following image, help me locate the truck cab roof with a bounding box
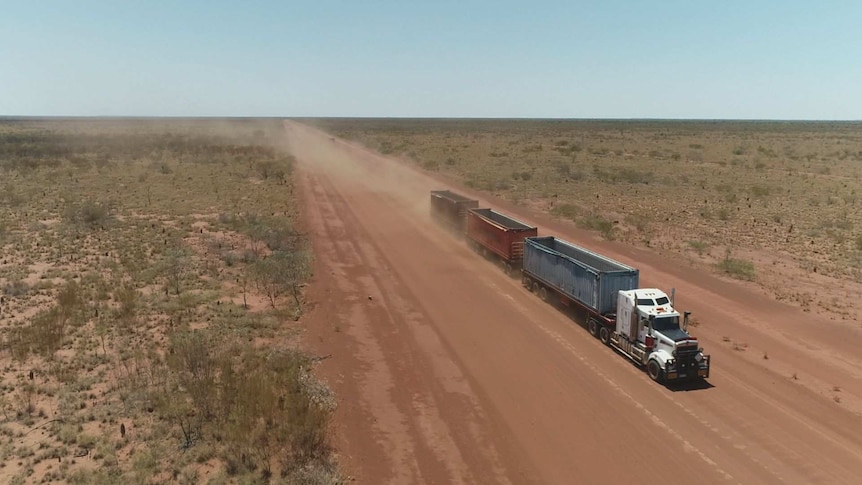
[620,288,678,317]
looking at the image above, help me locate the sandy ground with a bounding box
[286,121,862,484]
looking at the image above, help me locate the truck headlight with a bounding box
[694,352,703,363]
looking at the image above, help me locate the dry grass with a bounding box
[0,119,341,483]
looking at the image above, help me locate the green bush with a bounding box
[550,203,580,220]
[579,214,615,239]
[688,240,710,255]
[717,257,756,281]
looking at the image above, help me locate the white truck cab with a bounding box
[611,289,710,382]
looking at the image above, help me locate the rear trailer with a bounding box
[466,208,538,273]
[430,190,479,234]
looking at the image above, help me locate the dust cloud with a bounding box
[281,120,438,223]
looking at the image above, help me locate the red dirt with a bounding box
[287,121,862,484]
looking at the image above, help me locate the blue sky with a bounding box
[1,1,860,119]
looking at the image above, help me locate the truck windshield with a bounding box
[652,316,680,331]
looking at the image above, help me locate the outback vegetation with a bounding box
[0,119,340,483]
[309,118,862,320]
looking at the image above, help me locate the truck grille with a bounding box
[674,346,700,368]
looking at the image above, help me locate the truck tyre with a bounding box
[532,281,540,294]
[599,326,611,345]
[588,318,599,338]
[539,286,548,302]
[504,262,513,275]
[522,275,531,288]
[647,360,663,383]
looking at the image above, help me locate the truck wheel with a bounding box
[599,326,611,345]
[532,282,540,294]
[588,318,599,338]
[647,360,663,382]
[522,275,531,288]
[539,286,548,302]
[504,262,513,275]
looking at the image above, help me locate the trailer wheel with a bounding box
[588,318,599,338]
[504,262,513,275]
[522,275,531,288]
[599,326,611,345]
[538,286,549,302]
[532,282,540,294]
[647,360,664,383]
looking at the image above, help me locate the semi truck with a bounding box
[430,190,479,235]
[521,236,710,382]
[466,208,538,275]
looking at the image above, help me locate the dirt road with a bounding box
[286,121,862,484]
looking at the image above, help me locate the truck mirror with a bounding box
[683,311,691,331]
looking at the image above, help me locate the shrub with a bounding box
[750,185,770,198]
[114,283,138,324]
[550,203,580,220]
[255,160,290,180]
[250,249,312,308]
[3,279,30,298]
[160,334,335,477]
[619,168,651,184]
[63,200,113,228]
[688,241,709,255]
[717,256,755,281]
[489,179,508,191]
[162,247,190,295]
[248,218,302,253]
[579,214,615,239]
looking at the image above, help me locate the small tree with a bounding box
[250,250,311,309]
[163,247,189,296]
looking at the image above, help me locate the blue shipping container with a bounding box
[523,236,639,315]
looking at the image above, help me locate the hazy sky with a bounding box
[1,1,860,119]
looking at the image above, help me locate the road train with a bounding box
[430,189,711,383]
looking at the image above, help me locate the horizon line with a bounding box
[1,115,861,123]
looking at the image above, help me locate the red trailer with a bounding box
[467,208,538,274]
[430,190,479,234]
